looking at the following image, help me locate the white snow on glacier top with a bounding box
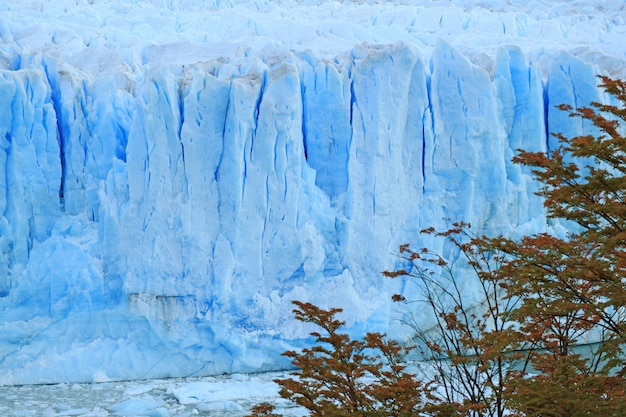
[2,0,625,77]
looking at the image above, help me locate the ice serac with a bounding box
[301,59,351,200]
[0,69,61,294]
[0,41,605,384]
[493,45,546,230]
[427,41,510,233]
[124,65,187,295]
[344,43,428,289]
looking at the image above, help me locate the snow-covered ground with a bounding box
[0,371,302,417]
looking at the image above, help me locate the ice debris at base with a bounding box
[0,0,625,384]
[0,371,304,417]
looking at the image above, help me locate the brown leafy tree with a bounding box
[384,225,527,417]
[279,301,437,416]
[489,76,626,414]
[386,77,626,415]
[505,354,626,417]
[247,301,452,417]
[246,403,282,417]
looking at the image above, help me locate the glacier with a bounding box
[0,0,625,384]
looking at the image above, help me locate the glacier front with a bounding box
[0,0,624,384]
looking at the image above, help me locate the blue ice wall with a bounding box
[0,42,602,384]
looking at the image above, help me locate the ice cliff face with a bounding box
[0,41,605,384]
[0,0,620,383]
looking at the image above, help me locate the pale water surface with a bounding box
[0,371,306,417]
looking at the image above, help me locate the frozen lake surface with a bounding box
[0,371,305,417]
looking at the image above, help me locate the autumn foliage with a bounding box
[251,301,441,417]
[248,77,626,416]
[385,224,525,417]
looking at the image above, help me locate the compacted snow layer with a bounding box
[0,0,625,384]
[4,0,626,75]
